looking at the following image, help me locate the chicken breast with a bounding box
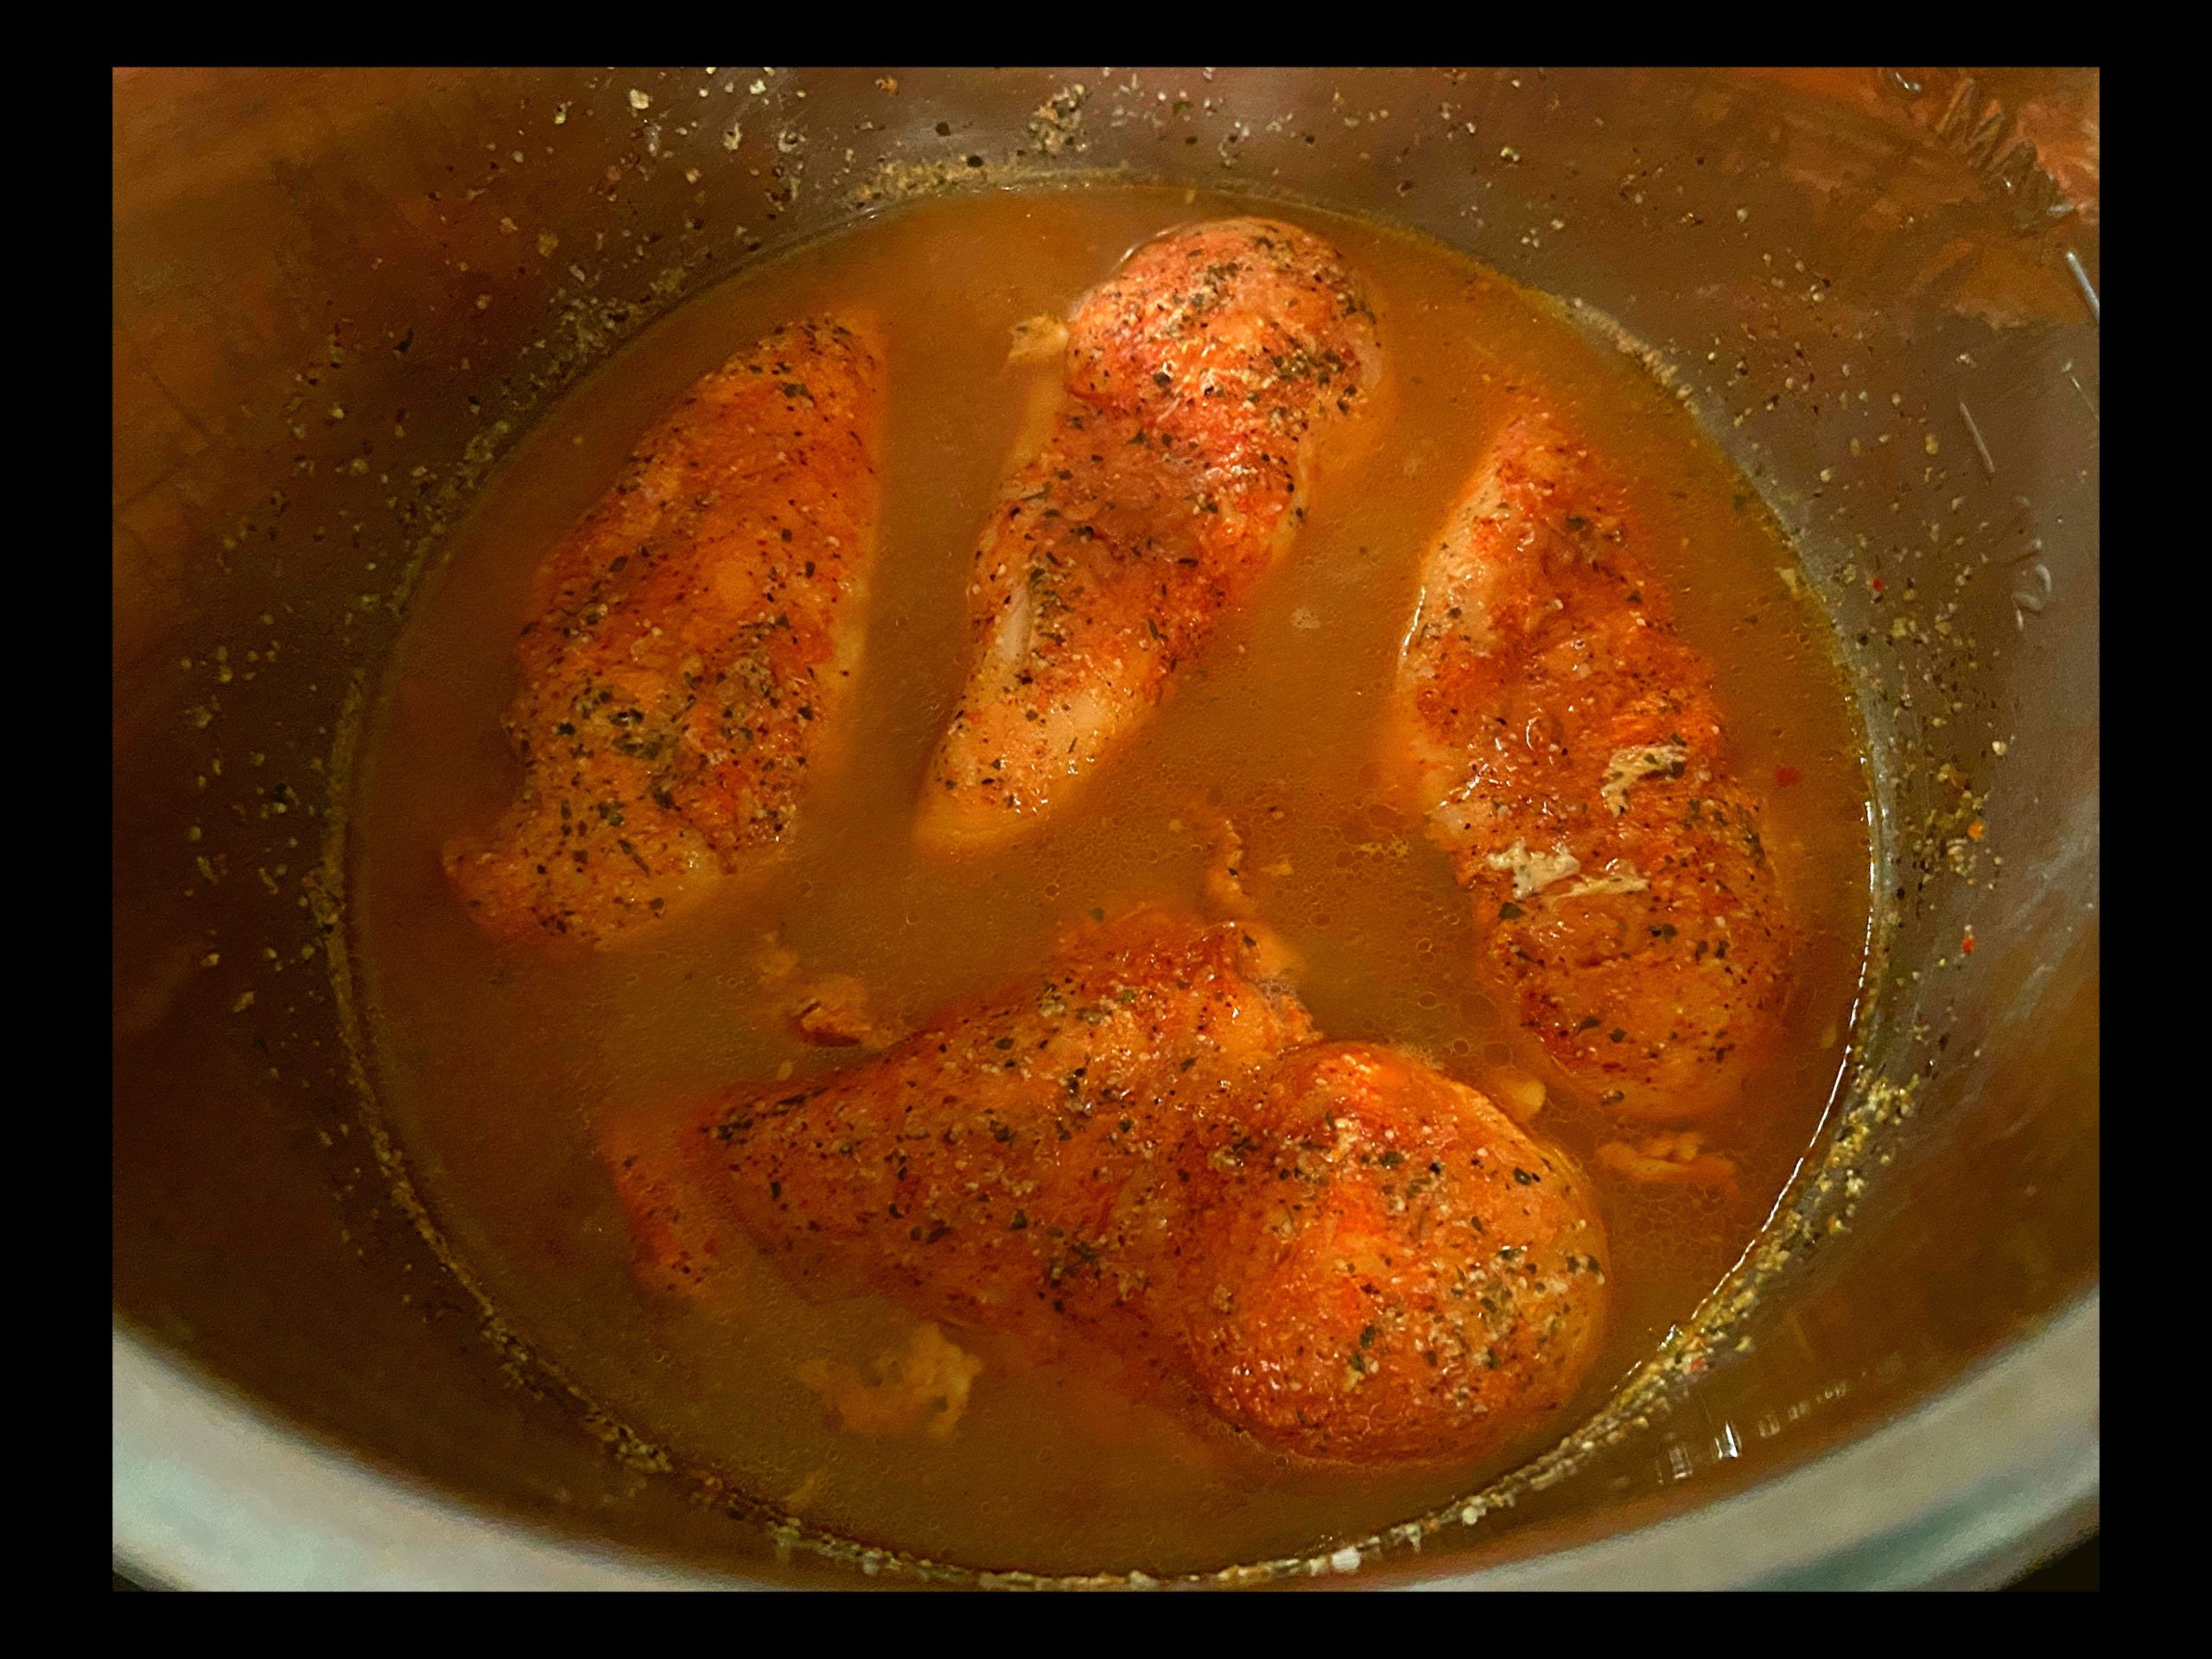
[602,911,1607,1465]
[1390,407,1793,1116]
[1177,1041,1607,1464]
[447,317,886,947]
[918,219,1381,855]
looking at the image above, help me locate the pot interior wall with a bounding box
[112,66,2098,1586]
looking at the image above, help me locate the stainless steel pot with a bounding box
[112,66,2099,1589]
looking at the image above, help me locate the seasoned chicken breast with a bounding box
[1177,1040,1607,1464]
[602,911,1607,1465]
[447,317,885,947]
[1390,407,1793,1116]
[918,219,1381,855]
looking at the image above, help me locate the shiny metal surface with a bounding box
[112,1300,2096,1589]
[113,67,2098,1589]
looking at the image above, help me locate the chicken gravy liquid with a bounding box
[349,185,1872,1576]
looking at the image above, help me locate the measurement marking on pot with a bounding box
[2062,361,2099,424]
[2012,562,2054,632]
[1957,402,1996,478]
[2064,250,2099,324]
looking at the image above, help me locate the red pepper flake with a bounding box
[1773,765,1802,788]
[1967,820,1986,841]
[1960,930,1976,956]
[1869,575,1886,594]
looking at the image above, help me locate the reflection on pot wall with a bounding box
[112,67,2096,1586]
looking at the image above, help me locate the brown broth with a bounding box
[346,183,1873,1577]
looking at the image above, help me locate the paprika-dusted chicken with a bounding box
[447,318,886,947]
[602,912,1608,1465]
[1390,407,1793,1116]
[917,219,1381,854]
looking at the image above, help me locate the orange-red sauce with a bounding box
[347,184,1872,1576]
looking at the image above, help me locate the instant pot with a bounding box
[112,66,2098,1589]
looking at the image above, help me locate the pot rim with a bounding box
[110,1291,2098,1590]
